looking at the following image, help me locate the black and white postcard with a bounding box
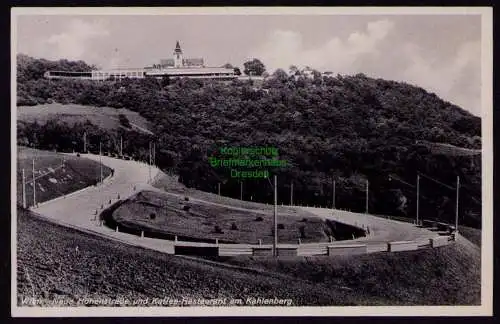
[11,7,493,317]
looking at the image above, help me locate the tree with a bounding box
[161,75,170,87]
[118,114,131,129]
[243,59,266,76]
[312,69,322,85]
[16,55,482,227]
[222,63,234,69]
[272,68,288,81]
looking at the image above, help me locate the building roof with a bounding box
[160,59,175,67]
[92,68,148,72]
[146,67,234,76]
[183,58,204,66]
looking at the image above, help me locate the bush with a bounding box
[277,223,285,229]
[184,196,189,201]
[255,216,264,222]
[230,222,238,230]
[299,225,306,239]
[214,225,224,234]
[118,114,131,128]
[301,218,308,222]
[183,205,191,211]
[149,213,156,220]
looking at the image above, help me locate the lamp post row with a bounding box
[390,173,459,233]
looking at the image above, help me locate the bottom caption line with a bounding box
[21,297,294,306]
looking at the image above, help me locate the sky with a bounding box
[15,12,483,115]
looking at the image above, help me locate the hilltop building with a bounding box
[44,41,237,81]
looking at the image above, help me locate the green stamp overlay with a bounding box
[209,146,289,179]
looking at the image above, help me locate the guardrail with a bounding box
[99,199,456,258]
[169,234,455,257]
[30,152,457,259]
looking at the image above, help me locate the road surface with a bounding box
[29,153,438,255]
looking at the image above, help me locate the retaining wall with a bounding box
[174,245,218,256]
[252,247,273,257]
[81,156,456,259]
[430,236,452,248]
[101,198,453,257]
[327,244,367,256]
[98,195,454,259]
[277,247,299,257]
[219,245,253,256]
[325,219,366,240]
[388,241,420,252]
[297,244,328,256]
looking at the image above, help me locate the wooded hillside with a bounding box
[16,55,482,228]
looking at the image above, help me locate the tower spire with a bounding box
[173,40,183,68]
[174,40,182,54]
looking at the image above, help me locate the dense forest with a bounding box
[16,55,482,228]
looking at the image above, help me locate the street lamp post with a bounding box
[22,169,26,209]
[32,158,36,207]
[365,180,369,214]
[332,179,336,210]
[455,176,460,234]
[391,172,460,231]
[416,175,420,225]
[273,175,278,257]
[99,142,103,183]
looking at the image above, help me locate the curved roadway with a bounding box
[31,153,438,255]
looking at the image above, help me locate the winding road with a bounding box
[31,153,439,255]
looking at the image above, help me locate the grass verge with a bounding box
[16,208,480,306]
[16,147,111,206]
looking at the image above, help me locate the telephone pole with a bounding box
[120,136,123,157]
[22,169,26,209]
[332,178,336,210]
[416,175,420,225]
[290,182,293,206]
[32,159,36,207]
[240,181,243,200]
[273,175,278,257]
[218,182,221,196]
[455,176,460,234]
[148,141,152,183]
[365,179,369,214]
[83,132,87,153]
[99,142,103,183]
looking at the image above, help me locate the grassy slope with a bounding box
[112,190,333,244]
[417,141,482,157]
[16,147,112,206]
[458,225,482,247]
[17,209,385,307]
[154,173,483,244]
[212,240,481,305]
[17,209,480,306]
[153,173,309,212]
[17,103,153,134]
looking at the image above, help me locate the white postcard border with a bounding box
[10,6,494,317]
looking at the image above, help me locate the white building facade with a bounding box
[44,41,237,81]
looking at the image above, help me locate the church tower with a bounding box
[173,41,183,68]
